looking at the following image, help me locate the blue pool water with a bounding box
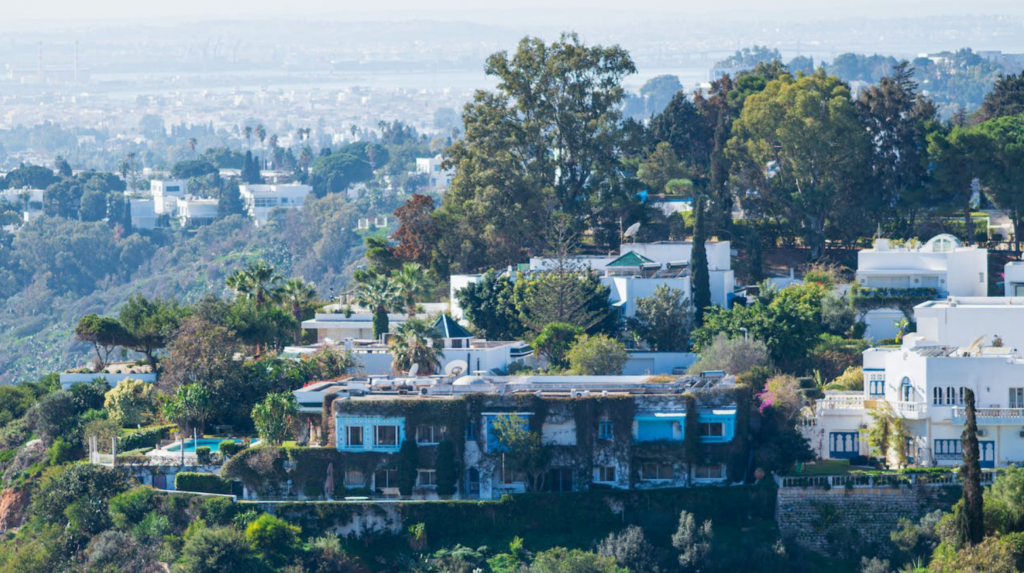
[165,438,242,453]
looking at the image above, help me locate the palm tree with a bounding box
[392,263,434,316]
[267,134,279,169]
[243,125,253,150]
[389,319,444,375]
[355,275,403,340]
[279,278,318,345]
[255,124,267,169]
[187,137,198,157]
[226,260,283,308]
[298,146,313,175]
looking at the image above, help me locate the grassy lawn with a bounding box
[791,460,851,475]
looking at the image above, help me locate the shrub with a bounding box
[108,486,158,529]
[567,334,628,375]
[175,472,232,495]
[219,440,244,457]
[688,333,770,375]
[177,526,265,573]
[198,496,238,526]
[245,513,300,567]
[118,426,173,452]
[104,379,160,427]
[47,437,73,465]
[195,446,212,465]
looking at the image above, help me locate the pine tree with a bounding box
[957,388,985,547]
[218,180,246,218]
[691,195,711,327]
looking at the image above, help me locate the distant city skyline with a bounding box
[7,0,1024,23]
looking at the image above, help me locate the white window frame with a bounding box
[417,424,447,445]
[346,425,363,447]
[374,425,399,447]
[595,466,616,483]
[344,469,364,487]
[1011,388,1024,409]
[640,462,673,481]
[693,463,726,481]
[417,469,437,487]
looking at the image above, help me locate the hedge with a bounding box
[175,472,233,495]
[119,425,174,452]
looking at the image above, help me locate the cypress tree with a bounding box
[396,440,418,498]
[957,389,985,546]
[691,195,711,327]
[218,180,246,218]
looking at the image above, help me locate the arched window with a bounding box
[900,377,913,402]
[933,387,942,405]
[947,387,955,405]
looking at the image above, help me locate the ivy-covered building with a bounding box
[293,374,750,500]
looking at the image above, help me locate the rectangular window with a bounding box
[375,425,398,447]
[693,464,725,480]
[417,424,447,445]
[166,185,180,192]
[466,422,476,440]
[344,469,364,487]
[502,469,526,484]
[640,462,673,481]
[933,387,942,405]
[934,439,963,460]
[598,421,614,441]
[596,466,616,483]
[1011,388,1024,409]
[346,426,363,447]
[374,469,397,494]
[700,422,724,438]
[417,469,437,487]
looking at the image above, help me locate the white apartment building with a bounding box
[415,155,454,192]
[451,241,735,322]
[150,179,187,216]
[856,235,988,340]
[239,184,312,225]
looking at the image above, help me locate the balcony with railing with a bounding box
[818,393,866,412]
[951,406,1024,424]
[893,401,928,419]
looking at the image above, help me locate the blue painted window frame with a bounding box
[598,420,614,441]
[336,415,406,453]
[829,432,860,459]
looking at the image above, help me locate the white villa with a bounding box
[175,197,219,226]
[807,297,1024,469]
[855,235,987,340]
[450,240,735,322]
[239,183,312,225]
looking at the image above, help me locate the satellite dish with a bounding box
[408,363,420,377]
[624,222,641,238]
[445,360,469,376]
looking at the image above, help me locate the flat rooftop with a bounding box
[916,297,1024,310]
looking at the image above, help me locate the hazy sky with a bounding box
[9,0,1024,22]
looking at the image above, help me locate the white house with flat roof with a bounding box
[914,297,1024,351]
[239,184,312,224]
[150,180,187,216]
[415,155,453,192]
[1003,261,1024,297]
[175,197,219,226]
[129,199,158,229]
[856,235,988,340]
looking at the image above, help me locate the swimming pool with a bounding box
[164,438,245,453]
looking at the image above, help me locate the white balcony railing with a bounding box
[951,407,1024,424]
[894,401,927,415]
[819,394,866,411]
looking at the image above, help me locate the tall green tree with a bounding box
[455,271,526,341]
[627,284,692,351]
[388,318,444,375]
[972,114,1024,249]
[392,262,434,317]
[226,260,283,308]
[728,70,871,258]
[957,388,985,547]
[355,274,403,339]
[163,383,212,435]
[74,314,129,369]
[278,278,318,345]
[691,196,711,326]
[218,180,246,218]
[976,72,1024,123]
[533,322,583,370]
[118,293,187,367]
[251,392,299,446]
[435,34,638,273]
[927,126,994,243]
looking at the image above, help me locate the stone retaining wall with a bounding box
[776,485,957,554]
